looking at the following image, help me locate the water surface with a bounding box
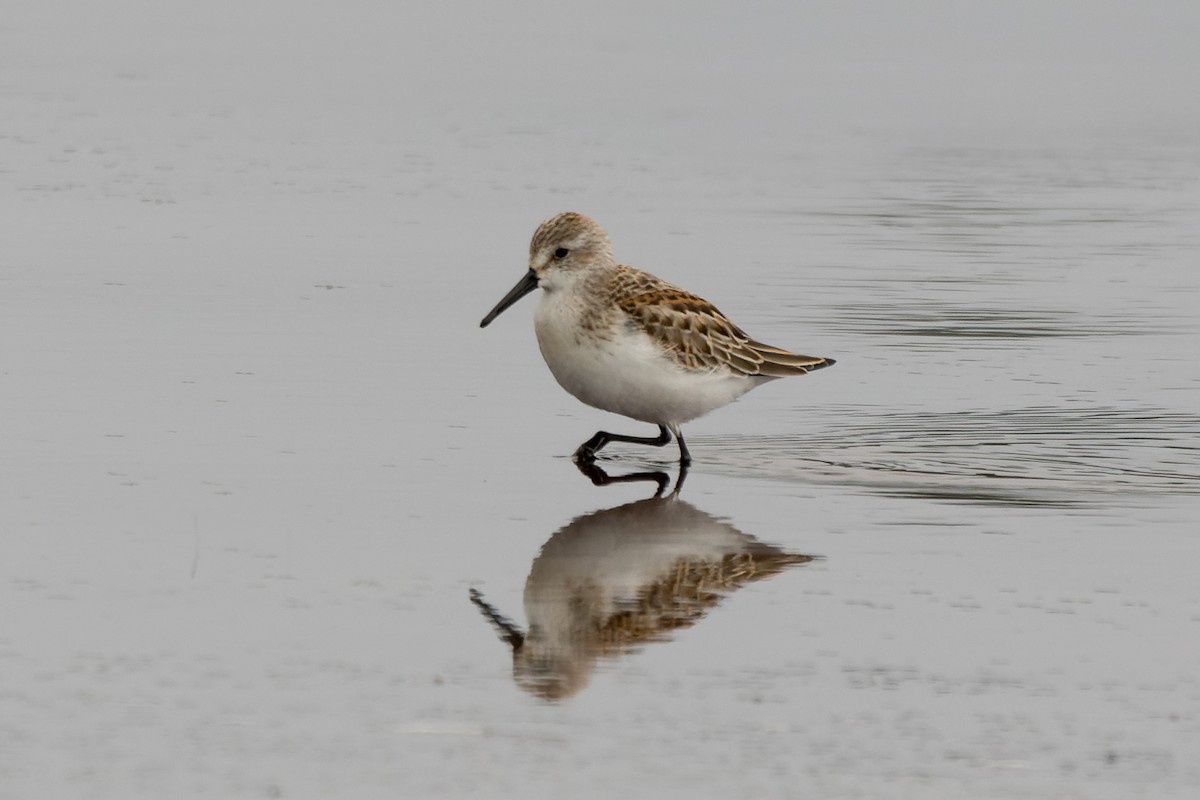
[3,2,1199,798]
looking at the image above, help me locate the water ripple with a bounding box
[826,301,1161,344]
[693,405,1200,506]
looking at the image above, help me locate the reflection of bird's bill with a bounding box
[469,490,818,701]
[469,588,524,649]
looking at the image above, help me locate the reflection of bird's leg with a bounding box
[574,460,671,497]
[669,462,689,496]
[468,588,525,650]
[574,424,673,462]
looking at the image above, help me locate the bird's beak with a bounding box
[480,269,539,328]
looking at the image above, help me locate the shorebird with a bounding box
[470,485,816,700]
[480,212,835,465]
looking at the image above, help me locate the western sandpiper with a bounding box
[470,488,816,699]
[480,212,835,465]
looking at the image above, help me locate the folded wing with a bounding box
[616,279,834,378]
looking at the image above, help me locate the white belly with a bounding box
[533,291,757,426]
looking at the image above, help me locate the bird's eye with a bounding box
[553,247,569,259]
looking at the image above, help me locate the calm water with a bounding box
[3,2,1199,798]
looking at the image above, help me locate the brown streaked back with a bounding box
[611,264,835,378]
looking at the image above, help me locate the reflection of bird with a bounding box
[480,212,835,464]
[470,486,817,701]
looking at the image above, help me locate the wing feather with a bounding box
[612,266,835,377]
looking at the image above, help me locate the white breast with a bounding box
[532,288,757,426]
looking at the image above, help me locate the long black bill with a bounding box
[480,268,539,328]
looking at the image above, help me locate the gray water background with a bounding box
[2,2,1198,797]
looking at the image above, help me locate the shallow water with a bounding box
[3,2,1200,798]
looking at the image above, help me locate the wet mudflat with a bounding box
[3,2,1199,798]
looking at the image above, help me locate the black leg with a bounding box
[575,460,671,496]
[574,424,672,461]
[674,427,692,467]
[671,462,689,495]
[574,460,689,497]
